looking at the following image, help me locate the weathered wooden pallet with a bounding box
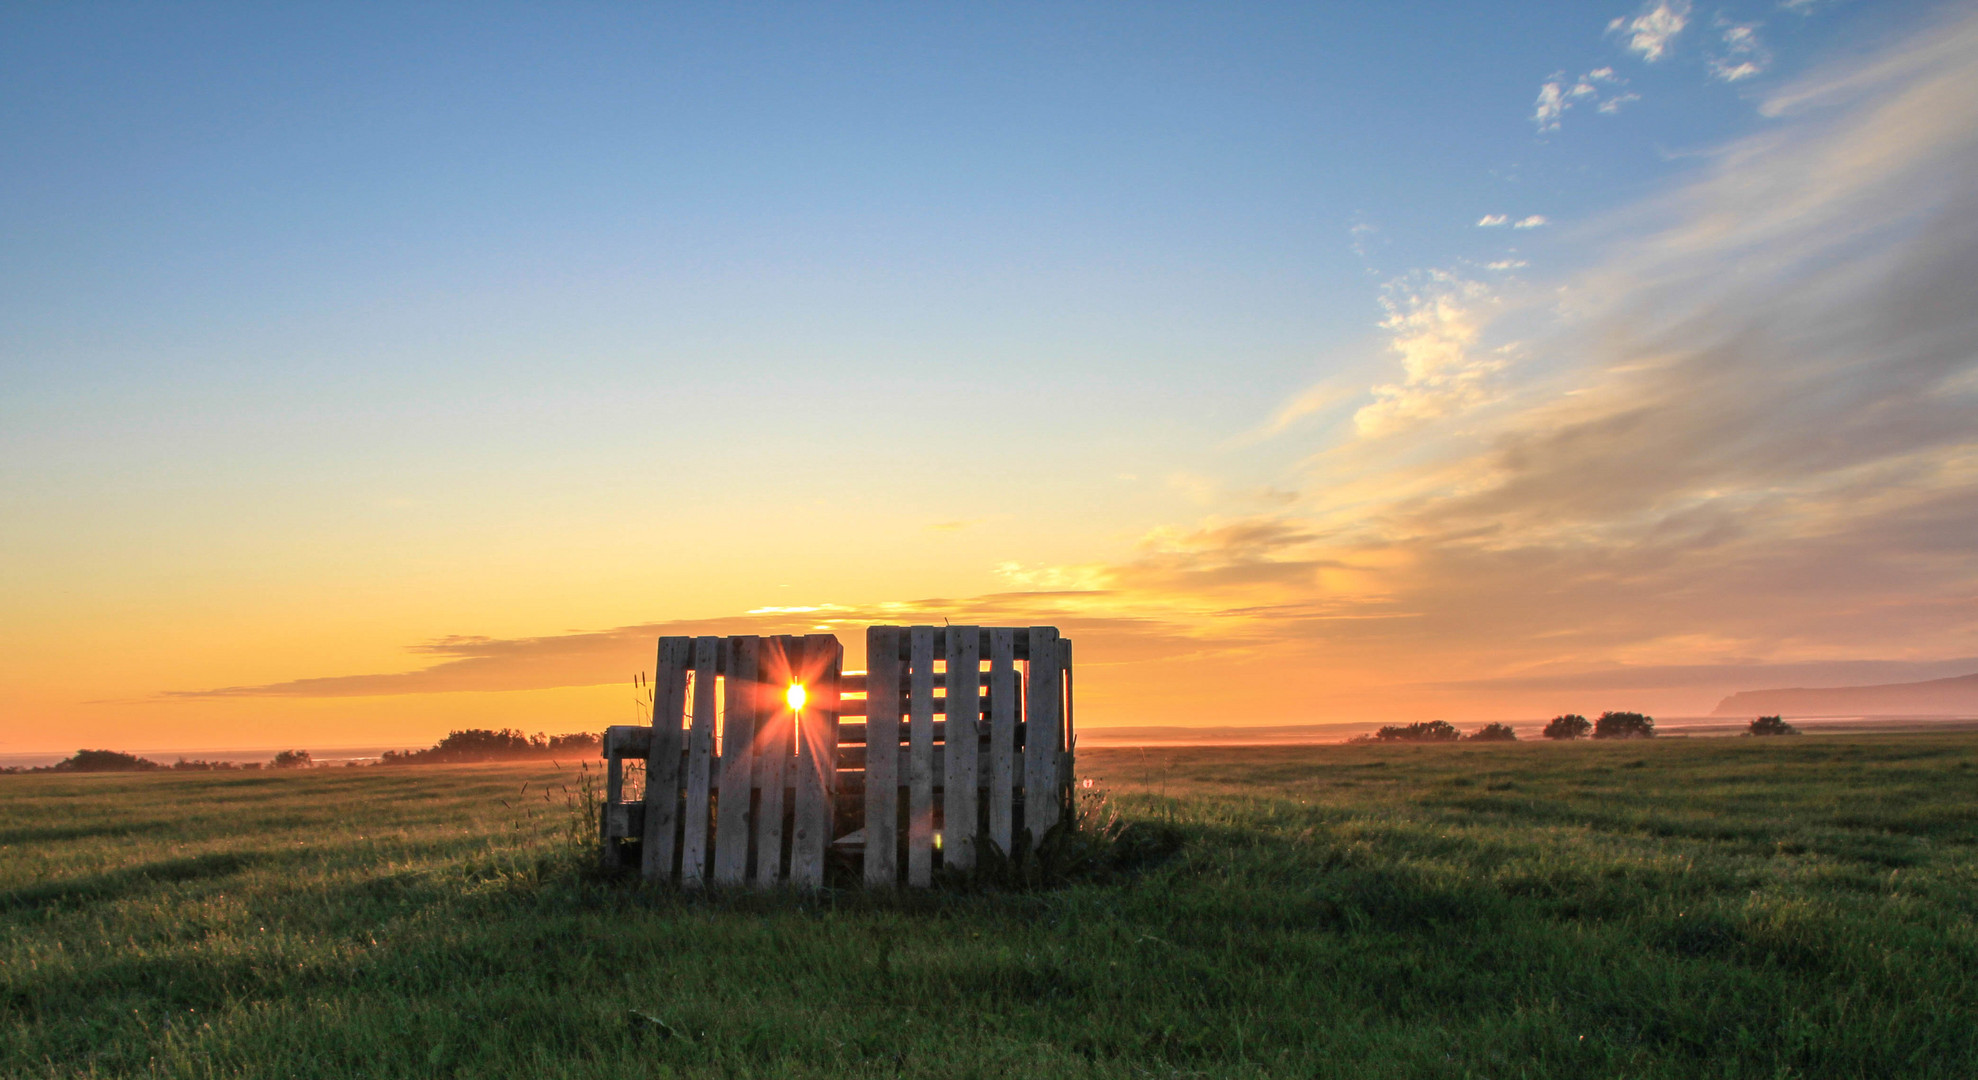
[600,625,1073,888]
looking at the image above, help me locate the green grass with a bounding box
[3,736,1976,1078]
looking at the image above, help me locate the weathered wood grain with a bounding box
[864,626,902,886]
[753,636,793,886]
[678,636,720,886]
[789,633,841,887]
[906,626,936,887]
[987,627,1017,854]
[942,625,981,872]
[641,636,692,882]
[712,635,758,886]
[1023,626,1063,836]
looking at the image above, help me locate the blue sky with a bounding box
[3,1,1973,751]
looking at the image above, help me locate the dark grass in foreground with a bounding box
[2,738,1975,1078]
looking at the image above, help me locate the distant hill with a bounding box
[1711,672,1978,717]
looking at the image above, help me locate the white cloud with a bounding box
[1710,21,1771,82]
[1513,215,1549,228]
[1533,78,1569,132]
[1534,67,1636,132]
[1477,214,1509,227]
[1485,259,1530,271]
[1353,272,1509,437]
[1609,1,1691,62]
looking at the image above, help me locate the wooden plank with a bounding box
[987,628,1017,854]
[641,636,692,882]
[1023,627,1064,836]
[906,626,936,887]
[942,625,981,872]
[863,626,902,887]
[753,636,794,886]
[712,635,759,886]
[789,633,841,887]
[601,743,625,868]
[679,636,720,887]
[1061,638,1075,797]
[606,801,646,839]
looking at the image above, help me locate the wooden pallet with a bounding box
[600,625,1073,888]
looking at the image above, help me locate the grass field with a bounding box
[4,736,1975,1079]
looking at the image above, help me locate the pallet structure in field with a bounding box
[599,625,1074,888]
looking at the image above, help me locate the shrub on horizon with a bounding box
[1594,711,1656,739]
[381,728,604,765]
[47,749,161,772]
[270,749,313,769]
[1465,723,1518,742]
[1542,714,1592,740]
[1747,715,1800,736]
[1372,721,1461,743]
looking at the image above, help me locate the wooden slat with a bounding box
[1061,638,1075,793]
[679,637,720,886]
[789,633,840,887]
[943,625,981,872]
[712,635,758,886]
[906,626,936,887]
[601,741,625,868]
[987,627,1017,853]
[641,636,692,882]
[863,627,902,886]
[1023,626,1064,836]
[753,636,794,886]
[606,801,645,838]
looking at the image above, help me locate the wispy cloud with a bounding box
[1609,1,1691,62]
[1710,19,1771,81]
[1477,214,1509,227]
[1534,67,1635,132]
[1512,215,1549,229]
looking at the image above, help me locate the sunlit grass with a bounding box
[2,737,1975,1078]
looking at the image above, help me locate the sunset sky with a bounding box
[4,1,1975,755]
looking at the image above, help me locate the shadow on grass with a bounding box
[0,850,273,912]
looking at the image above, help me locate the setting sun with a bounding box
[786,683,807,712]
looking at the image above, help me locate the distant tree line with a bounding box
[379,728,601,765]
[1354,721,1521,743]
[0,748,317,774]
[3,731,606,775]
[1345,712,1677,745]
[1540,712,1657,739]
